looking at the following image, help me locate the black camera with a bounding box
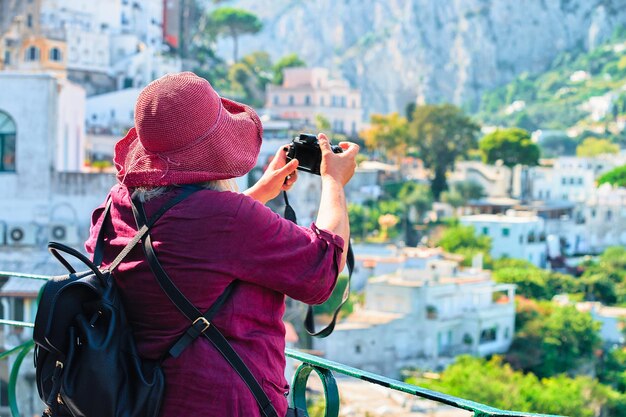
[286,133,343,175]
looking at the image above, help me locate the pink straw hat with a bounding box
[114,72,263,187]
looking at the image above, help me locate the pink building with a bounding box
[265,67,364,136]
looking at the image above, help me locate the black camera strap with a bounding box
[282,191,355,338]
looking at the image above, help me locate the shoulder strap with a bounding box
[93,198,113,266]
[93,186,200,272]
[129,192,278,417]
[283,191,355,338]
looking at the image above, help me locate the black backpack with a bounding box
[33,187,279,417]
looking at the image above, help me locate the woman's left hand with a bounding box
[244,145,299,204]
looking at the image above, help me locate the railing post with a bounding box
[290,363,339,417]
[8,341,34,417]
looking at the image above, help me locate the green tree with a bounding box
[412,355,620,417]
[580,246,626,304]
[437,225,491,254]
[397,182,433,245]
[480,128,539,195]
[207,7,262,62]
[272,53,306,85]
[576,137,620,157]
[314,114,331,132]
[480,128,540,168]
[492,261,580,300]
[598,164,626,188]
[226,51,273,106]
[507,301,601,378]
[361,113,409,162]
[436,225,491,266]
[538,134,578,158]
[442,180,485,207]
[409,104,480,200]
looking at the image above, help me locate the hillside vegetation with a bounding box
[477,28,626,133]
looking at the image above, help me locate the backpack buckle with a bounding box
[192,317,211,333]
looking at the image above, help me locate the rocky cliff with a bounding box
[218,0,626,116]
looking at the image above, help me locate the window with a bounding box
[352,99,356,108]
[24,46,40,61]
[288,95,294,105]
[0,111,17,172]
[49,47,62,62]
[3,51,9,65]
[27,14,33,28]
[273,95,279,105]
[304,95,310,105]
[607,210,613,221]
[578,177,583,185]
[320,96,325,106]
[561,178,566,185]
[502,227,510,237]
[482,227,489,235]
[479,327,497,344]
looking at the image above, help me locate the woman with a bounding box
[85,72,358,416]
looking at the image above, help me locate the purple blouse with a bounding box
[85,184,344,417]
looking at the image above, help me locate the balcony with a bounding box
[0,271,561,417]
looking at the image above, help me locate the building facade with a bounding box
[265,67,364,136]
[461,212,547,267]
[315,249,515,377]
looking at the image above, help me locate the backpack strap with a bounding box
[129,192,278,417]
[92,186,201,272]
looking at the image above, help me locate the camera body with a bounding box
[286,133,343,175]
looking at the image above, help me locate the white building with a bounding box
[448,161,511,199]
[583,184,626,253]
[461,212,547,267]
[2,0,182,95]
[265,67,364,136]
[86,87,142,136]
[315,249,515,376]
[529,156,625,203]
[0,72,114,274]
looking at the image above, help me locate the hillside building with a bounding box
[461,212,547,267]
[265,67,364,136]
[315,248,515,377]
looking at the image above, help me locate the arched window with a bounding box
[0,111,16,172]
[49,47,62,62]
[24,46,40,61]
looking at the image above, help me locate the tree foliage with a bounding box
[576,137,620,157]
[409,104,480,200]
[598,164,626,188]
[361,113,409,161]
[539,134,578,158]
[412,355,622,417]
[506,299,601,378]
[480,128,540,168]
[580,246,626,305]
[442,180,485,207]
[272,53,306,85]
[436,225,492,267]
[207,7,262,62]
[492,260,579,300]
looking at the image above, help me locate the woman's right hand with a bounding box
[318,133,359,186]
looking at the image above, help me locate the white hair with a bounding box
[134,179,239,202]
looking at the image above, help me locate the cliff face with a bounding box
[222,0,626,115]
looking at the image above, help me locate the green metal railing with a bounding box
[0,271,562,417]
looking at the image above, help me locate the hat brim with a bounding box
[114,97,263,187]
